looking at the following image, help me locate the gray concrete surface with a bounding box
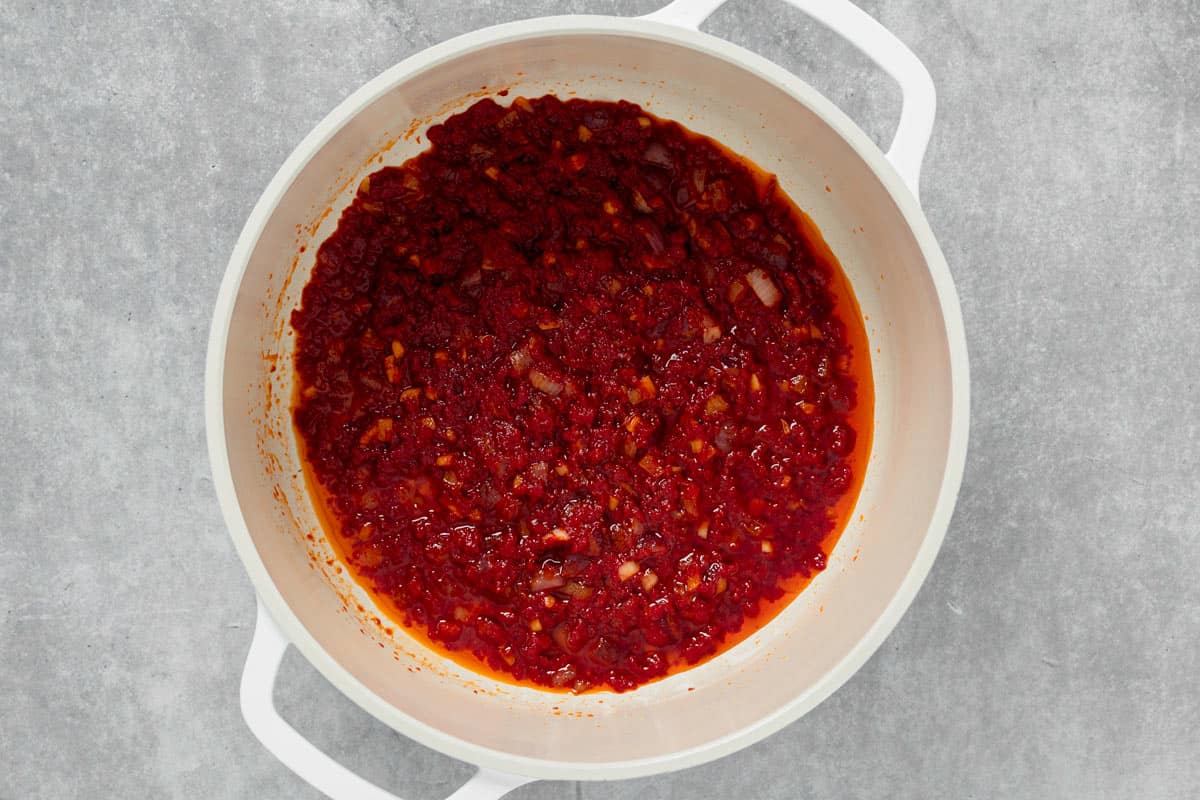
[2,0,1198,797]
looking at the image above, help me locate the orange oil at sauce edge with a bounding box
[285,106,875,695]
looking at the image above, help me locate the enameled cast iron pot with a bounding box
[206,1,969,796]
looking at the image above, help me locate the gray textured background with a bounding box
[3,1,1198,798]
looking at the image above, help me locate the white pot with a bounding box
[205,1,969,797]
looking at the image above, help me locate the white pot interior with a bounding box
[215,23,956,774]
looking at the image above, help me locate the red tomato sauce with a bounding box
[291,95,872,692]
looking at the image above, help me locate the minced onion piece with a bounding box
[701,315,722,343]
[563,581,594,600]
[727,279,745,303]
[745,268,782,307]
[509,347,533,374]
[531,572,566,592]
[642,141,672,168]
[529,368,564,396]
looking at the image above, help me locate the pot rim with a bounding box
[205,13,969,781]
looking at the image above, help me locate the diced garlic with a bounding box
[705,394,729,415]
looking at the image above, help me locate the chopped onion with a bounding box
[642,142,673,169]
[563,581,594,600]
[528,368,564,396]
[745,268,781,307]
[636,219,665,253]
[509,347,532,374]
[468,143,494,161]
[531,573,566,592]
[701,315,722,343]
[727,279,745,303]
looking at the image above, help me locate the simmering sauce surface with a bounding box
[292,95,872,692]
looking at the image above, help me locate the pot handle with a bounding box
[241,600,535,800]
[642,0,936,202]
